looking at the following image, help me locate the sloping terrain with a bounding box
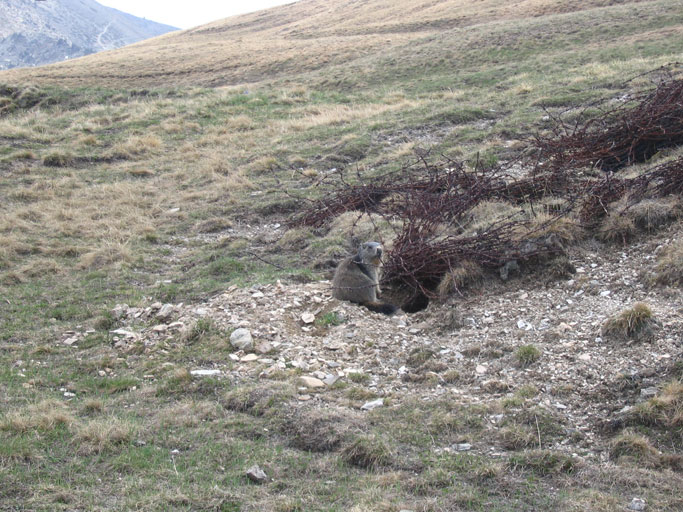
[1,0,677,87]
[0,0,176,70]
[0,0,681,510]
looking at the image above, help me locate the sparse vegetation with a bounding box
[601,303,660,342]
[652,238,683,286]
[515,344,541,367]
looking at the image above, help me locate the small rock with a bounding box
[599,290,611,297]
[152,324,168,332]
[628,498,646,511]
[298,376,325,388]
[361,398,384,411]
[156,303,175,321]
[323,374,339,386]
[475,365,487,375]
[298,394,312,401]
[557,322,572,332]
[246,465,268,484]
[640,387,658,398]
[241,354,258,362]
[301,312,315,324]
[255,342,273,354]
[190,369,221,377]
[579,353,591,361]
[455,443,472,451]
[230,328,254,351]
[110,328,137,338]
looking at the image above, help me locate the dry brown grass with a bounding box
[601,303,659,342]
[437,260,485,296]
[0,0,649,89]
[652,237,683,287]
[74,418,133,454]
[630,380,683,430]
[1,399,76,433]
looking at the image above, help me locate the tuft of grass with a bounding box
[508,449,577,476]
[340,435,392,470]
[315,311,345,327]
[515,344,541,367]
[629,380,683,432]
[437,260,484,296]
[348,372,370,384]
[1,400,75,433]
[74,418,133,455]
[406,348,434,367]
[651,239,682,287]
[609,431,662,467]
[42,151,74,167]
[223,384,295,417]
[601,303,659,342]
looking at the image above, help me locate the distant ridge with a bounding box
[0,0,177,70]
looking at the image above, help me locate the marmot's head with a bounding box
[358,241,383,265]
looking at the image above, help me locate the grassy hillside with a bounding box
[0,0,682,510]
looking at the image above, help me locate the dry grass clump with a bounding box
[462,200,521,236]
[651,238,682,287]
[515,345,541,367]
[74,418,133,454]
[223,383,295,417]
[155,400,219,428]
[498,425,536,450]
[106,135,162,159]
[276,226,315,250]
[1,400,76,433]
[77,242,133,270]
[340,435,392,470]
[520,212,582,246]
[507,449,576,475]
[609,432,662,468]
[225,114,255,132]
[437,260,484,296]
[598,196,681,243]
[42,151,74,167]
[281,408,360,452]
[601,303,659,342]
[249,156,280,174]
[629,380,683,431]
[327,212,398,250]
[597,213,636,243]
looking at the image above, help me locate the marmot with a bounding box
[332,241,398,315]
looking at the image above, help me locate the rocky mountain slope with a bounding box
[0,0,177,70]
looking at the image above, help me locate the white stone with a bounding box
[246,465,268,484]
[230,328,254,351]
[298,376,325,388]
[628,498,646,511]
[156,303,175,320]
[301,312,315,324]
[191,369,221,377]
[361,398,384,411]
